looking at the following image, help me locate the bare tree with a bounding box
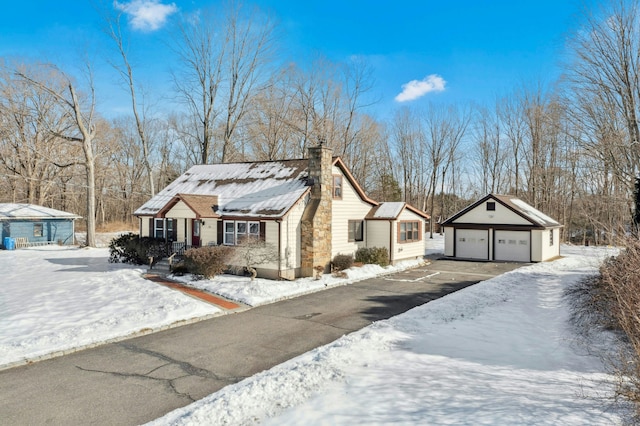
[566,0,640,232]
[472,102,509,194]
[499,91,527,196]
[0,65,74,205]
[13,63,99,247]
[391,107,428,207]
[172,1,276,164]
[105,9,155,196]
[423,104,469,237]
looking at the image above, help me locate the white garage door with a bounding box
[494,230,530,262]
[456,229,489,260]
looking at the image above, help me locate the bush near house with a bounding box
[355,247,389,267]
[108,233,170,265]
[183,245,233,279]
[332,254,354,271]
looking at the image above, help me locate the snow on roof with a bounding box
[369,202,406,219]
[134,159,311,218]
[0,204,81,220]
[508,198,561,228]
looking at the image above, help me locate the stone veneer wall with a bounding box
[300,144,333,277]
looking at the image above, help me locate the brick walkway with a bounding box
[144,274,243,310]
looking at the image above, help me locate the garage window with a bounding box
[33,223,43,237]
[398,221,421,243]
[549,229,554,246]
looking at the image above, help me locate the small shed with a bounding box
[0,204,81,248]
[441,194,562,262]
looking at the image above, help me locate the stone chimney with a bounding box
[301,143,333,277]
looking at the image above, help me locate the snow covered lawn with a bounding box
[0,246,220,368]
[149,244,627,425]
[0,237,427,369]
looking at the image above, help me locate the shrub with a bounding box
[170,263,190,276]
[332,254,354,271]
[355,247,389,267]
[183,245,233,279]
[565,238,640,420]
[109,233,170,265]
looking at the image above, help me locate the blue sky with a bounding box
[0,1,587,119]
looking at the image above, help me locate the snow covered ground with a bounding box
[149,243,628,425]
[0,234,426,368]
[0,234,629,424]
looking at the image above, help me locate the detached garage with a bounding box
[442,194,562,263]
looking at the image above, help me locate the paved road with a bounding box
[0,259,523,425]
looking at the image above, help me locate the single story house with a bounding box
[1,203,81,248]
[441,194,562,262]
[134,144,429,279]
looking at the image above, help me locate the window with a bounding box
[333,175,343,199]
[152,218,176,241]
[398,221,421,243]
[549,229,554,246]
[224,222,235,245]
[486,202,496,211]
[33,223,43,237]
[348,220,363,242]
[154,218,164,239]
[166,219,175,241]
[223,220,261,245]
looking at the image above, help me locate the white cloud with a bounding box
[114,0,178,32]
[394,74,446,102]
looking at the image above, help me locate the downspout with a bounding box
[277,220,282,280]
[389,220,393,264]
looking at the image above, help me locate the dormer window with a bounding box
[486,202,496,211]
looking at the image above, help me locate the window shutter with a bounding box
[149,218,153,238]
[260,222,266,241]
[217,220,223,245]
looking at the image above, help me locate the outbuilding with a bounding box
[441,194,562,262]
[0,204,81,248]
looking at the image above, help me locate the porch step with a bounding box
[148,259,171,274]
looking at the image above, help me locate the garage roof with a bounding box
[442,194,561,228]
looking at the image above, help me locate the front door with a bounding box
[192,219,201,247]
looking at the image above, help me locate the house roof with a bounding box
[134,159,311,218]
[442,194,561,228]
[0,203,81,220]
[366,202,430,220]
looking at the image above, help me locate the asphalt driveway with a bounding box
[0,259,523,425]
